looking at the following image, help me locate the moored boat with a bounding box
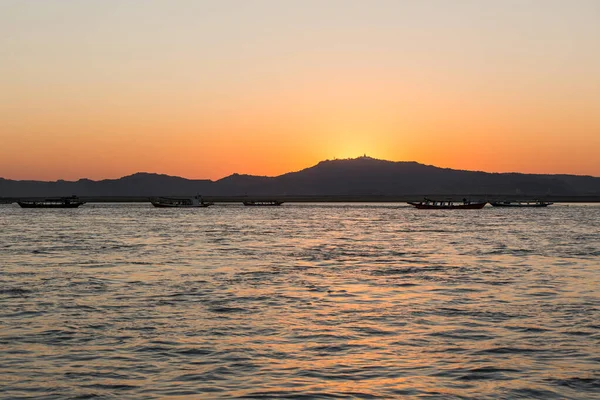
[150,195,213,208]
[407,198,487,209]
[17,196,85,208]
[490,200,553,207]
[243,200,283,206]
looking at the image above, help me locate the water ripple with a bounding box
[0,203,599,398]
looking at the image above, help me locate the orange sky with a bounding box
[1,1,599,181]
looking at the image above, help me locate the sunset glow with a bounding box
[1,0,599,181]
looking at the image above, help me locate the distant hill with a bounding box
[1,157,599,197]
[0,172,213,197]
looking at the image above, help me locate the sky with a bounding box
[1,0,599,181]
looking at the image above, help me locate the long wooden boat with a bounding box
[150,195,213,208]
[490,201,553,207]
[243,200,283,206]
[407,199,487,209]
[17,196,85,208]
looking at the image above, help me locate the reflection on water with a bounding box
[1,203,599,399]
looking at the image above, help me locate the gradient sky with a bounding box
[1,0,599,180]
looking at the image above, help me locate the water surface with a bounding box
[1,203,599,399]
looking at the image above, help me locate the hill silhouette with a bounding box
[1,157,599,197]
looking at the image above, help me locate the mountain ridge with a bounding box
[1,157,599,197]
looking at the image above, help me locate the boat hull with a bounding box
[151,202,212,208]
[17,202,84,208]
[243,201,283,206]
[490,202,551,207]
[408,202,487,210]
[150,196,213,208]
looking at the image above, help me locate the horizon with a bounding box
[2,156,600,183]
[1,1,599,180]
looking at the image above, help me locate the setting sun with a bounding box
[1,0,599,181]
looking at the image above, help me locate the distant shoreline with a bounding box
[3,195,600,204]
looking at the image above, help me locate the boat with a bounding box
[490,200,553,207]
[17,196,85,208]
[407,198,487,209]
[243,200,283,206]
[150,195,213,208]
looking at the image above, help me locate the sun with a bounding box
[328,138,370,160]
[322,126,397,162]
[331,143,387,161]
